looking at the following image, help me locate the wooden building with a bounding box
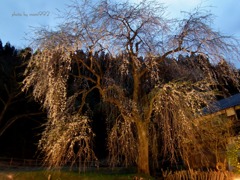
[203,93,240,122]
[201,93,240,171]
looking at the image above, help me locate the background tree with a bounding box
[0,42,44,158]
[23,0,240,174]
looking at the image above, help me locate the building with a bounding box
[202,93,240,171]
[204,93,240,119]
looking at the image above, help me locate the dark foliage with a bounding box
[0,40,45,159]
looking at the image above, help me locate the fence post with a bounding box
[9,158,13,167]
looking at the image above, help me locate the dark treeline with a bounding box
[0,39,239,164]
[0,40,45,159]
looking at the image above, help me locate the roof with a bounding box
[203,93,240,114]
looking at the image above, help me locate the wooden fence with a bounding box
[0,157,101,170]
[0,157,43,169]
[163,170,235,180]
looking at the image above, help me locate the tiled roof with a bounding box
[203,93,240,114]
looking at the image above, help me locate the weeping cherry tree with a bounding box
[23,0,240,174]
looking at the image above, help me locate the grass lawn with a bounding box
[0,168,154,180]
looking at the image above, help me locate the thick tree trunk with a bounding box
[136,121,150,175]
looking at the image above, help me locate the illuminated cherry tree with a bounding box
[23,0,240,174]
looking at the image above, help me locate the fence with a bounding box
[0,157,43,169]
[0,157,103,170]
[163,169,235,180]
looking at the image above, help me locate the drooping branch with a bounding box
[108,115,137,167]
[39,114,96,168]
[152,80,215,164]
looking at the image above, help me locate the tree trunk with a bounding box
[136,121,150,175]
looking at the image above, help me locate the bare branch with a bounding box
[0,112,44,137]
